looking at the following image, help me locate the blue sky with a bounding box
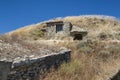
[0,0,120,34]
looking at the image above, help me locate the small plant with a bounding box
[99,32,107,40]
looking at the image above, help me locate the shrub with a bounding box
[99,32,107,40]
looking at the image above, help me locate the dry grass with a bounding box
[42,40,120,80]
[0,35,61,61]
[7,23,46,40]
[6,15,120,40]
[64,16,120,40]
[2,15,120,80]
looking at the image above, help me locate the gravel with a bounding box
[0,39,60,62]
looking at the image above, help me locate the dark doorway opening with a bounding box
[73,34,83,40]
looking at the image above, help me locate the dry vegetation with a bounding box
[0,35,60,61]
[1,15,120,80]
[43,40,120,80]
[7,23,46,40]
[63,16,120,40]
[7,15,120,40]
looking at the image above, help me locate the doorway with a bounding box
[73,34,83,40]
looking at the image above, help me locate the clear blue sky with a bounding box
[0,0,120,34]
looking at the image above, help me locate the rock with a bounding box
[0,57,7,61]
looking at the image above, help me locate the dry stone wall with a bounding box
[0,49,71,80]
[0,61,12,80]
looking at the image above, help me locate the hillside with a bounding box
[0,35,60,61]
[7,15,120,41]
[1,15,120,80]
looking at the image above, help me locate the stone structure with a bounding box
[0,49,71,80]
[45,21,88,40]
[70,26,88,40]
[0,61,12,80]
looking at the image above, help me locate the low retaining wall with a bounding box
[0,61,12,80]
[0,49,71,80]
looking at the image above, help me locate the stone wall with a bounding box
[46,23,56,38]
[0,61,12,80]
[63,22,72,35]
[0,49,71,80]
[46,21,72,38]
